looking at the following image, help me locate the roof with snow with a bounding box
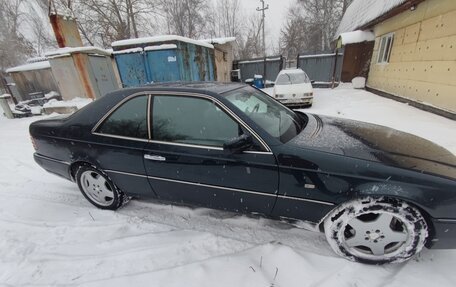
[335,0,419,38]
[6,61,51,73]
[111,35,214,49]
[45,46,112,58]
[338,30,375,45]
[199,37,236,45]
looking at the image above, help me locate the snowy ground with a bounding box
[1,85,455,286]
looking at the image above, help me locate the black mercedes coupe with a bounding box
[30,82,456,264]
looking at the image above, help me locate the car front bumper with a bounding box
[278,97,313,107]
[427,218,456,249]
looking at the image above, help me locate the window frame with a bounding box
[377,33,394,64]
[92,91,272,153]
[150,94,242,149]
[92,93,151,142]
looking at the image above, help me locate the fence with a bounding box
[233,56,284,82]
[296,49,344,86]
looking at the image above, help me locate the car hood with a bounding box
[287,113,456,179]
[274,83,312,96]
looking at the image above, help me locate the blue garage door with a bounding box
[114,51,147,87]
[145,49,181,83]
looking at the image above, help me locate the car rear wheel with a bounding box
[323,197,428,264]
[76,166,127,210]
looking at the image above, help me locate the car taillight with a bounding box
[30,136,37,151]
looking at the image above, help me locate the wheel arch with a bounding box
[69,160,100,181]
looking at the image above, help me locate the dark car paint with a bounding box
[30,82,456,249]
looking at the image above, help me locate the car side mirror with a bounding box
[223,134,253,153]
[310,80,315,84]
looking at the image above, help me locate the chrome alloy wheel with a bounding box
[343,212,409,257]
[324,197,428,264]
[80,170,114,206]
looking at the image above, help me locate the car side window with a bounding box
[152,95,240,147]
[98,95,149,139]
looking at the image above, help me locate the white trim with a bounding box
[376,32,394,64]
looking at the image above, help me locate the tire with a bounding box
[323,197,428,264]
[75,165,127,210]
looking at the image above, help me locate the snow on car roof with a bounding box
[6,61,51,73]
[112,35,214,49]
[278,69,304,75]
[335,0,407,38]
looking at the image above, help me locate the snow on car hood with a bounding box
[274,83,313,97]
[288,113,456,179]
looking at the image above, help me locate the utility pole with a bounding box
[256,0,269,81]
[256,0,269,57]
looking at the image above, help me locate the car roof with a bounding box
[278,68,305,75]
[143,81,245,94]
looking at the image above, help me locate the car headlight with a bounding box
[303,92,313,97]
[275,94,284,98]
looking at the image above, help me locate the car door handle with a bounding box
[144,154,166,161]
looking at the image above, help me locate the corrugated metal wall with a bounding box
[113,41,215,87]
[233,56,284,82]
[9,69,60,101]
[297,49,344,84]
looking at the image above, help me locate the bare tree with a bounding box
[298,0,346,50]
[0,0,36,69]
[53,0,160,47]
[208,0,242,39]
[236,14,264,59]
[160,0,210,39]
[280,0,353,59]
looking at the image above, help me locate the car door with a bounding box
[91,93,155,198]
[143,93,279,215]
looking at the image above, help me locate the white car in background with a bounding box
[272,68,314,108]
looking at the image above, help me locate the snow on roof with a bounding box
[112,35,214,49]
[112,47,143,55]
[144,44,178,51]
[199,37,236,45]
[237,57,281,64]
[45,46,112,58]
[26,56,48,63]
[6,61,51,73]
[335,0,407,38]
[339,30,375,45]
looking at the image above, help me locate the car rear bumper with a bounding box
[278,97,313,107]
[34,153,72,181]
[427,218,456,249]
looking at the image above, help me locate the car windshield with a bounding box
[276,71,309,85]
[223,86,306,143]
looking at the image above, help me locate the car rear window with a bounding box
[97,95,149,139]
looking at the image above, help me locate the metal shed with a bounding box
[45,47,120,100]
[6,60,60,102]
[111,35,216,87]
[200,37,236,82]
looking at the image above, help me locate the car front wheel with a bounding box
[76,165,127,210]
[323,197,429,264]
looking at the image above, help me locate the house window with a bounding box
[377,33,394,64]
